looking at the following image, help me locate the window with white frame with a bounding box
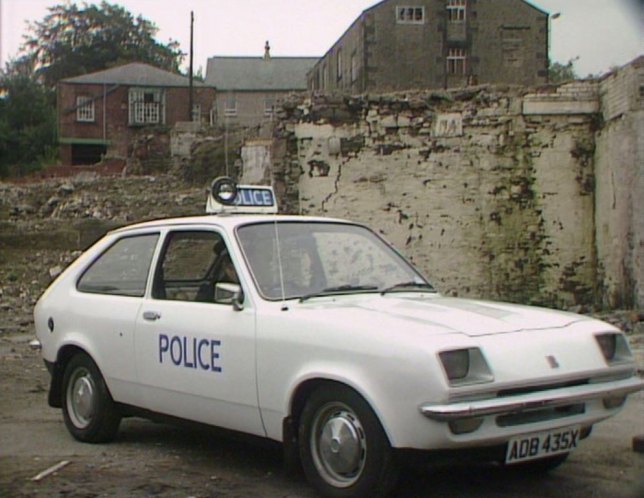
[224,94,237,117]
[76,96,95,122]
[396,6,425,24]
[322,65,328,90]
[264,97,275,117]
[447,48,467,75]
[191,104,201,122]
[447,0,466,22]
[128,88,164,125]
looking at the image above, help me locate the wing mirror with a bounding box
[215,283,244,311]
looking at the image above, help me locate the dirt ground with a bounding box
[1,323,643,498]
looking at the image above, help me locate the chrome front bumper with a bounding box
[420,376,644,421]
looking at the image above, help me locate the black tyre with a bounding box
[506,453,569,474]
[62,353,121,443]
[299,384,398,498]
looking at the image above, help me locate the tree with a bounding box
[549,58,579,84]
[21,1,184,87]
[0,72,57,177]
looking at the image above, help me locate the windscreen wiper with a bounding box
[380,281,435,295]
[300,285,379,302]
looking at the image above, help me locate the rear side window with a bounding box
[77,234,159,297]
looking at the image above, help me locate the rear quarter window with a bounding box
[77,233,159,297]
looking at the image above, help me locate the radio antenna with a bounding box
[273,221,287,309]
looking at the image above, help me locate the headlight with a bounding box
[439,348,494,386]
[596,333,616,360]
[439,349,470,381]
[595,333,633,365]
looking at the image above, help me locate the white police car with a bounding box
[34,178,644,497]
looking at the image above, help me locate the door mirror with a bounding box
[215,282,244,311]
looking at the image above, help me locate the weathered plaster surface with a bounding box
[595,58,644,308]
[266,59,642,309]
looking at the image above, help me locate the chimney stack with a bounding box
[264,41,271,60]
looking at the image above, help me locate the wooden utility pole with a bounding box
[189,11,194,121]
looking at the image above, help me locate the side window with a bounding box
[153,230,239,303]
[77,234,159,297]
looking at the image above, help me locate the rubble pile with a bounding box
[0,174,207,334]
[1,175,206,225]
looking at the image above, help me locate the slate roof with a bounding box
[62,62,208,87]
[205,56,318,91]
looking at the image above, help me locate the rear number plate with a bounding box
[506,426,580,464]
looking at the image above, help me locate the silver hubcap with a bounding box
[311,402,367,488]
[67,367,95,429]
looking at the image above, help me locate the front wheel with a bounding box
[62,353,121,443]
[299,384,398,498]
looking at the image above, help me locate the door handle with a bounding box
[143,311,161,321]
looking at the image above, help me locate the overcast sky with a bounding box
[1,0,642,77]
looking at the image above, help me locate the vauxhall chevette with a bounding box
[33,178,644,497]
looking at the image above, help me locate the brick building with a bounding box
[58,63,216,165]
[308,0,550,93]
[206,43,317,130]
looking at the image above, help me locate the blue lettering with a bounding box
[198,339,210,370]
[159,334,169,363]
[170,336,182,365]
[211,340,222,372]
[158,334,221,373]
[182,336,195,368]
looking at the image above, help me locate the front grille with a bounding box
[496,378,589,397]
[496,403,585,427]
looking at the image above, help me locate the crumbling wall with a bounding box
[272,82,606,308]
[595,57,644,309]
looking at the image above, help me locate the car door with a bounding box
[134,228,264,437]
[72,232,160,405]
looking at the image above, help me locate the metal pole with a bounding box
[547,12,561,83]
[0,0,4,70]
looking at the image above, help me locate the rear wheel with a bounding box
[299,384,398,498]
[62,353,121,443]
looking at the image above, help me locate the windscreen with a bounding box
[236,221,429,301]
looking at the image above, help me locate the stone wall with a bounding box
[594,56,644,309]
[268,58,643,309]
[308,0,547,94]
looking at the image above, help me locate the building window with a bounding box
[447,0,466,22]
[224,95,237,117]
[447,48,467,75]
[128,88,164,125]
[337,49,343,81]
[351,52,359,83]
[191,104,201,122]
[264,97,275,117]
[396,6,425,24]
[322,64,328,90]
[76,96,95,122]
